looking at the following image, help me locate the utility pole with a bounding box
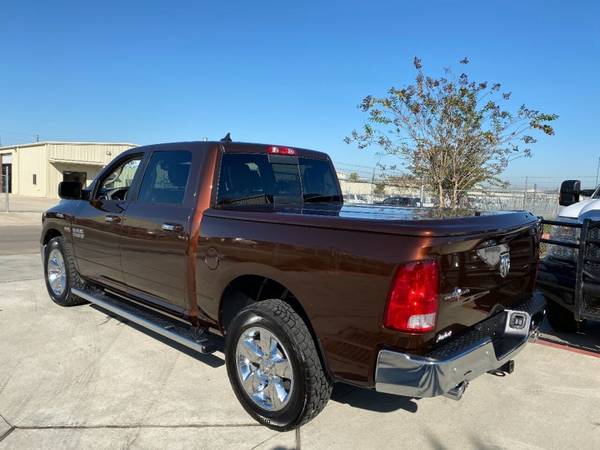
[595,156,600,186]
[36,134,39,142]
[3,171,8,213]
[370,165,376,202]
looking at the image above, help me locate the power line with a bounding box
[0,129,39,138]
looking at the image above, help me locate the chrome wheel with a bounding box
[235,326,294,412]
[47,248,67,297]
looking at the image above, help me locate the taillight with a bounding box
[383,259,439,332]
[267,146,296,156]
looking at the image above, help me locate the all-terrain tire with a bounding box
[43,236,87,307]
[225,299,332,431]
[546,298,579,332]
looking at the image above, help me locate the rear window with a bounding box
[216,153,341,208]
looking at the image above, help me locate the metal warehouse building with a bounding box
[0,142,136,198]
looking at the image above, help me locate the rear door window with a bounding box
[138,151,191,204]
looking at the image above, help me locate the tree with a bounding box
[345,57,558,208]
[373,182,386,196]
[348,171,360,182]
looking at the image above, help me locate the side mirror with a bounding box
[559,180,581,206]
[58,181,82,200]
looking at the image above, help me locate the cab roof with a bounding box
[122,141,330,161]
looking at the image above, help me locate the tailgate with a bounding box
[433,222,541,340]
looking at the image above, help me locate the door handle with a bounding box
[104,215,122,224]
[161,223,183,232]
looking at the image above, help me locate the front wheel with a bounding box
[44,236,87,307]
[225,299,332,431]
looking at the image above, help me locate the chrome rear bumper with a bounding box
[375,298,545,398]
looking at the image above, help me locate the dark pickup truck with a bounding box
[41,140,545,430]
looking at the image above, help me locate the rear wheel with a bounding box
[44,236,87,307]
[225,299,332,431]
[546,298,578,332]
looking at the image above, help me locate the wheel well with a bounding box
[219,275,333,380]
[43,228,62,245]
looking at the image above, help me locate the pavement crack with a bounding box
[250,433,280,450]
[0,413,12,427]
[0,413,15,444]
[12,423,263,430]
[0,426,15,443]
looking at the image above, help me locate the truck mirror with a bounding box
[559,179,581,206]
[58,181,83,200]
[81,188,91,201]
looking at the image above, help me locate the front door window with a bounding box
[96,157,142,201]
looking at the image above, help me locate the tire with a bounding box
[546,298,578,332]
[43,236,87,307]
[225,299,332,431]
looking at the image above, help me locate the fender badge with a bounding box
[436,330,453,342]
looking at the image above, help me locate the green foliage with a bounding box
[345,57,558,208]
[373,182,386,196]
[348,171,360,182]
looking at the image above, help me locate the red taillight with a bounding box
[267,146,296,156]
[384,259,439,332]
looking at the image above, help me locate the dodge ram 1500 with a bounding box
[41,140,545,430]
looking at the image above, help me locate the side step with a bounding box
[72,287,219,354]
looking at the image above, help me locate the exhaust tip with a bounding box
[444,381,467,401]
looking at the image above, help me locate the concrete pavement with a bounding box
[1,254,600,448]
[0,227,41,255]
[0,195,57,213]
[0,211,42,255]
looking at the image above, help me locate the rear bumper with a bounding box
[375,294,546,398]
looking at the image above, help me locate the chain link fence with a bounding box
[338,176,561,218]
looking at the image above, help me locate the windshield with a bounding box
[216,153,342,208]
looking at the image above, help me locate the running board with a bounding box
[72,287,218,354]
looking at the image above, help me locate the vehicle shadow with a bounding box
[330,382,418,413]
[539,317,600,354]
[90,305,226,368]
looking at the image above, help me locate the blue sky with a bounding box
[1,0,599,188]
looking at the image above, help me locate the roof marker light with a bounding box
[267,146,296,156]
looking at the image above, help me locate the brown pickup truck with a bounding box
[41,140,545,430]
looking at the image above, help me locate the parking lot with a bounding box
[1,211,600,449]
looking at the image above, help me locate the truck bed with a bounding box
[204,204,539,237]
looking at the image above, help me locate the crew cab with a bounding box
[41,140,545,430]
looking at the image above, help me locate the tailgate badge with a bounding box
[444,287,470,303]
[499,252,511,278]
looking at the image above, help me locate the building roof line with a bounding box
[0,141,138,150]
